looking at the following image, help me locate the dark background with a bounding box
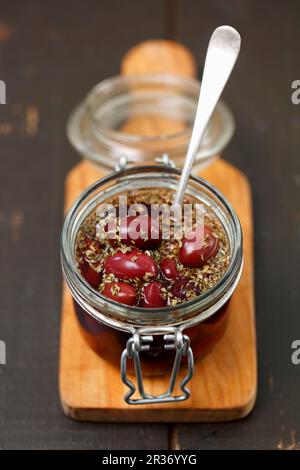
[0,0,299,450]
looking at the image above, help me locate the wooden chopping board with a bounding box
[59,40,257,422]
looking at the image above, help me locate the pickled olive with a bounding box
[160,257,180,280]
[80,261,101,289]
[102,281,137,306]
[140,281,167,308]
[179,225,219,268]
[104,249,158,280]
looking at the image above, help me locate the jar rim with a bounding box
[87,74,198,142]
[61,165,243,331]
[67,74,235,170]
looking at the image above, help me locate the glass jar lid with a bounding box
[67,75,235,171]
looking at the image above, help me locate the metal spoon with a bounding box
[174,26,241,206]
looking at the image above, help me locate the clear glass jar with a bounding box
[67,75,235,173]
[61,164,243,404]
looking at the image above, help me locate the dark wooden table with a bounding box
[0,0,300,450]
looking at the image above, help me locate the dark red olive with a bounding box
[104,249,158,280]
[179,225,219,268]
[103,281,137,306]
[80,261,101,289]
[140,281,167,308]
[119,215,161,250]
[171,277,201,300]
[160,258,180,281]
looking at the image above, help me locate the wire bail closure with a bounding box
[115,153,176,172]
[120,327,194,405]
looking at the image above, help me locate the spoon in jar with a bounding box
[174,25,241,206]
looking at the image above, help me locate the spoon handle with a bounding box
[174,26,241,206]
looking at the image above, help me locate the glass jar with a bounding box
[67,75,234,173]
[61,164,243,404]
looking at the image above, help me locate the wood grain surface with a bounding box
[59,39,256,422]
[121,39,197,77]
